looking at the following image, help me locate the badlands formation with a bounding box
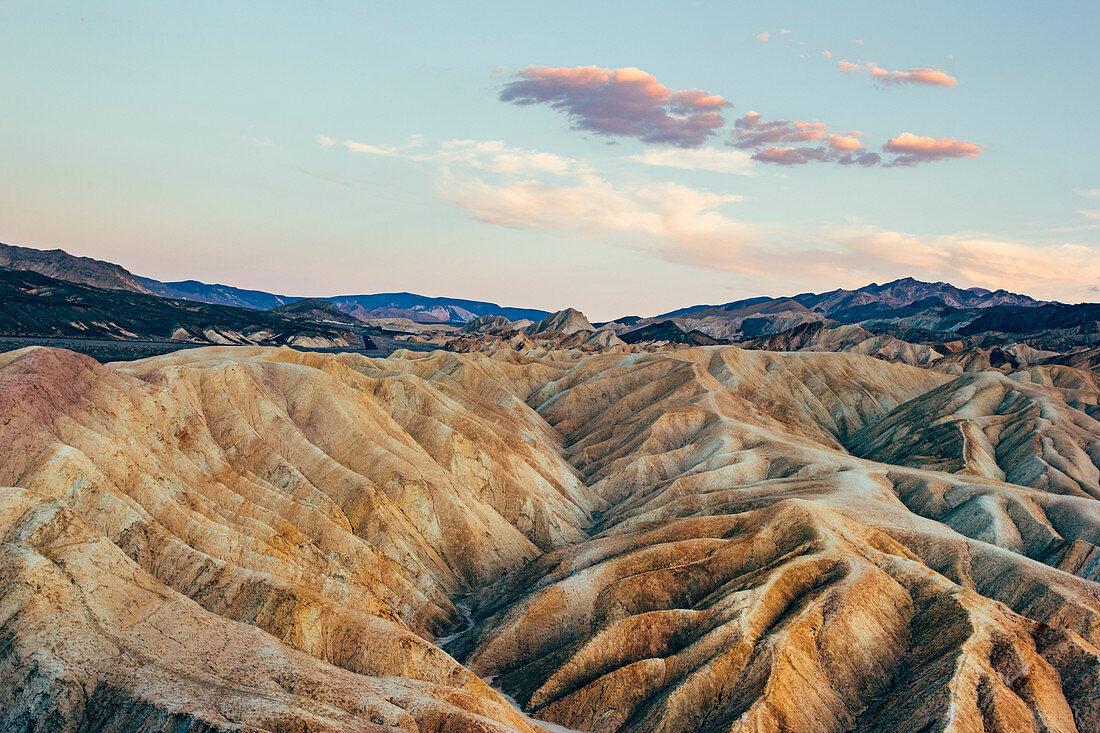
[0,337,1098,732]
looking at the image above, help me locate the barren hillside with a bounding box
[0,344,1097,732]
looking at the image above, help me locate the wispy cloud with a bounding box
[756,32,770,42]
[629,147,755,175]
[444,167,1100,299]
[742,130,983,167]
[730,111,826,149]
[838,61,957,87]
[1074,188,1100,199]
[320,135,597,179]
[327,134,1093,299]
[442,174,756,272]
[729,113,881,166]
[498,65,729,148]
[822,226,1100,299]
[752,146,881,166]
[753,147,833,165]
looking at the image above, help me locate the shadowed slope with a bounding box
[445,347,1100,732]
[849,370,1100,499]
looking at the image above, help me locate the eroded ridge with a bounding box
[0,344,1098,732]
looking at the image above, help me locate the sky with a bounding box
[1,1,1098,320]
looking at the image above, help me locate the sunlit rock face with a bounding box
[1,344,1098,732]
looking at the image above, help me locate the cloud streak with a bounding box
[730,111,827,149]
[322,135,598,180]
[629,147,755,175]
[443,174,756,272]
[882,133,982,165]
[751,146,881,167]
[837,61,957,87]
[446,170,1100,298]
[726,112,979,167]
[823,227,1100,299]
[498,65,730,148]
[328,136,1089,300]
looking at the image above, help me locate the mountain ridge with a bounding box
[0,241,550,324]
[0,241,1068,329]
[658,276,1048,322]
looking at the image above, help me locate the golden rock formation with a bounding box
[1,344,1098,732]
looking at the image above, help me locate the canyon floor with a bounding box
[1,343,1098,732]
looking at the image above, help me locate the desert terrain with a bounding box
[1,336,1097,732]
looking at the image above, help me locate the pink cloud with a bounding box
[752,145,880,167]
[756,32,770,41]
[733,113,881,166]
[827,133,863,151]
[753,146,833,165]
[499,65,730,148]
[732,115,974,168]
[733,114,886,167]
[730,111,827,149]
[882,132,982,165]
[838,61,957,87]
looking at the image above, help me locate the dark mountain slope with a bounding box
[269,298,362,325]
[0,269,369,348]
[0,242,153,294]
[137,277,296,310]
[793,277,1044,314]
[0,242,549,324]
[325,292,549,323]
[620,320,728,345]
[959,303,1100,336]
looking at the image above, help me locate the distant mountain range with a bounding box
[4,240,1099,355]
[0,268,369,349]
[0,242,549,324]
[599,276,1063,345]
[660,277,1045,321]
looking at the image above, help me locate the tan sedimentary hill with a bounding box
[931,343,1061,375]
[1,343,1099,732]
[0,345,594,731]
[848,369,1100,499]
[739,322,944,366]
[527,309,595,336]
[448,309,625,354]
[445,348,1100,732]
[462,314,518,334]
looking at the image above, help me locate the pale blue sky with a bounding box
[2,1,1097,319]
